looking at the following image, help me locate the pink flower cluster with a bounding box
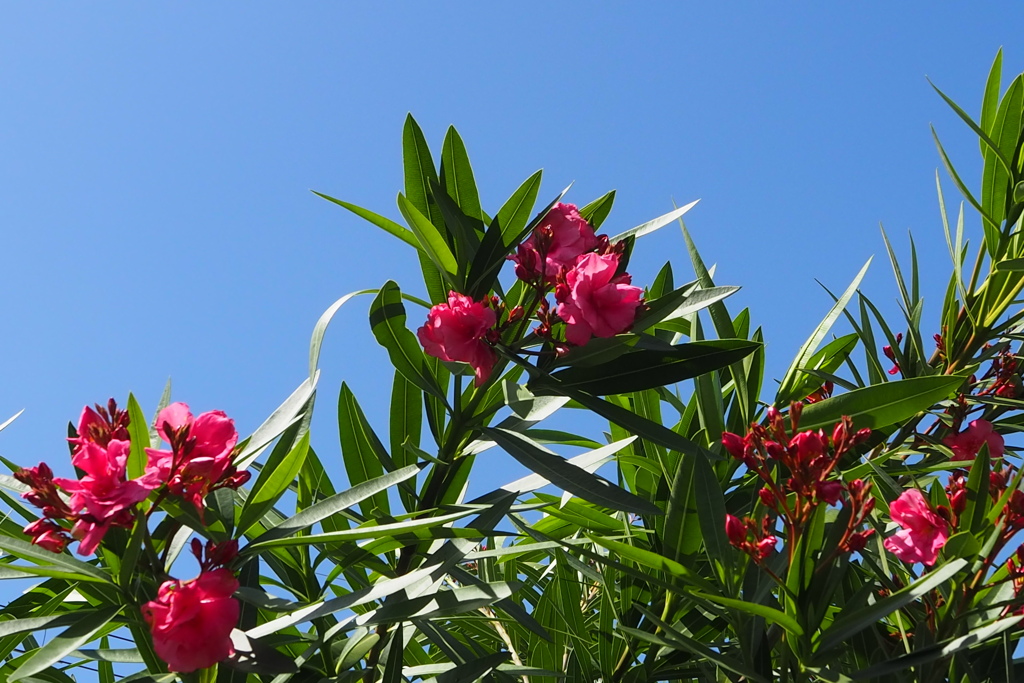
[415,203,644,385]
[15,399,249,674]
[722,404,876,560]
[17,401,157,554]
[17,401,248,555]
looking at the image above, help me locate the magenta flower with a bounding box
[142,568,240,673]
[417,292,498,386]
[53,439,160,555]
[555,252,643,346]
[943,419,1004,462]
[883,489,950,566]
[511,203,599,283]
[145,403,240,515]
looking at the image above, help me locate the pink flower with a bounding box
[142,568,240,673]
[145,403,240,515]
[943,419,1004,462]
[555,253,643,346]
[512,203,599,283]
[417,292,498,386]
[883,489,950,566]
[52,439,160,555]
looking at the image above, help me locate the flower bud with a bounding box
[725,514,746,547]
[721,432,745,459]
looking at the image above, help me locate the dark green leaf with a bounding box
[817,558,967,652]
[799,375,965,431]
[8,607,119,682]
[540,340,760,395]
[369,281,447,403]
[237,432,310,536]
[338,383,391,517]
[484,428,661,515]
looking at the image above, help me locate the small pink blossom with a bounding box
[145,403,240,515]
[883,489,949,566]
[512,203,599,283]
[417,292,498,386]
[52,439,160,555]
[142,568,240,673]
[943,419,1004,462]
[555,253,643,346]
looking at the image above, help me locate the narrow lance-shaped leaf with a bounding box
[312,191,421,250]
[237,431,311,536]
[538,339,760,395]
[777,258,871,405]
[483,427,661,515]
[369,281,448,404]
[8,606,120,682]
[799,375,965,432]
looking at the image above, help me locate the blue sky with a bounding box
[1,4,1022,494]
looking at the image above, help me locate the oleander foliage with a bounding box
[1,51,1024,683]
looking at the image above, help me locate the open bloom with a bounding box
[883,489,949,566]
[417,292,498,386]
[555,253,643,346]
[145,403,241,515]
[52,439,160,555]
[943,419,1004,462]
[142,568,240,673]
[511,203,599,283]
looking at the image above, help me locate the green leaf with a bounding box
[817,558,967,652]
[692,591,804,636]
[426,651,512,683]
[237,432,310,536]
[609,199,699,243]
[578,190,615,229]
[561,384,718,459]
[799,375,965,431]
[0,409,24,434]
[930,79,1013,175]
[995,258,1024,271]
[962,441,992,535]
[234,376,317,470]
[309,289,375,379]
[125,393,150,481]
[496,170,543,245]
[850,615,1023,680]
[0,535,113,584]
[403,113,442,226]
[439,125,482,223]
[777,259,871,405]
[0,613,90,638]
[338,383,390,517]
[312,191,421,250]
[539,340,760,395]
[980,49,1003,143]
[397,192,460,279]
[586,535,716,592]
[484,427,661,515]
[430,176,482,271]
[8,606,119,682]
[464,171,542,298]
[364,582,519,624]
[244,507,478,550]
[369,281,447,403]
[777,333,858,405]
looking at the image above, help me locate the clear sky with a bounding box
[1,4,1023,494]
